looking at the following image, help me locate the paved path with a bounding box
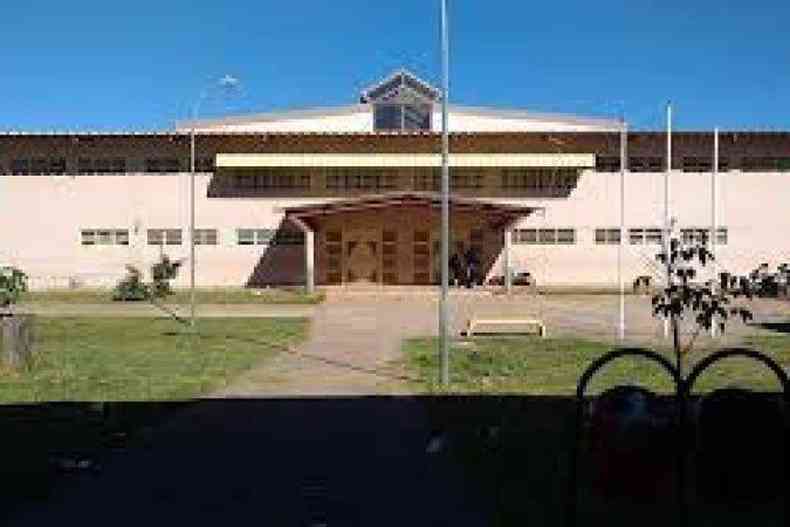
[218,292,785,396]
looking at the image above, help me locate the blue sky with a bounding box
[2,1,789,131]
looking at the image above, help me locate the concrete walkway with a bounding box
[217,291,785,397]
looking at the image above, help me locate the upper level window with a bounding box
[374,103,431,132]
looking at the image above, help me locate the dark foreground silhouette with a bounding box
[1,394,785,527]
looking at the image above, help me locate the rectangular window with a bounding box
[538,229,557,244]
[681,228,703,244]
[596,157,621,173]
[374,104,403,131]
[629,157,663,172]
[645,228,663,244]
[81,229,129,246]
[629,227,663,245]
[716,227,728,245]
[556,229,576,244]
[595,228,621,245]
[147,229,164,245]
[193,229,218,246]
[629,228,645,245]
[115,229,130,245]
[682,157,713,173]
[165,229,181,245]
[237,228,276,245]
[273,230,305,245]
[403,104,432,130]
[148,229,181,246]
[677,227,728,245]
[81,230,96,245]
[515,228,577,245]
[237,229,255,245]
[97,229,113,245]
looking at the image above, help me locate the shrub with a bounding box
[112,265,149,301]
[112,256,182,302]
[0,266,28,314]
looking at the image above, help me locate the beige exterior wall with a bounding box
[502,170,790,286]
[2,170,788,289]
[0,174,317,288]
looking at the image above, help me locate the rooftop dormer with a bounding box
[360,69,441,132]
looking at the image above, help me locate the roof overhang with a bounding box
[216,153,595,169]
[284,192,543,229]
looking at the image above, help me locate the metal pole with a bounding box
[711,128,719,337]
[439,0,450,385]
[664,102,672,340]
[190,125,196,328]
[618,118,627,341]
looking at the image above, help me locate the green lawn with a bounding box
[20,287,325,305]
[403,334,790,395]
[0,316,309,402]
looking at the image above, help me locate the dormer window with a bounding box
[361,69,441,133]
[374,103,432,131]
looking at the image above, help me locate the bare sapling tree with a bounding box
[651,232,755,378]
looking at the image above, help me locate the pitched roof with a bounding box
[359,69,442,104]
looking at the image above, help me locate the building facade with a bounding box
[1,70,789,290]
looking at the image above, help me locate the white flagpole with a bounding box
[439,0,450,385]
[711,128,719,337]
[663,102,672,340]
[618,118,627,341]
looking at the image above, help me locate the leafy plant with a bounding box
[651,232,755,377]
[732,262,790,298]
[0,266,28,314]
[112,265,148,301]
[112,256,187,324]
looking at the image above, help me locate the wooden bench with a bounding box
[465,317,546,337]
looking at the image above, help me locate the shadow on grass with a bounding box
[756,322,790,335]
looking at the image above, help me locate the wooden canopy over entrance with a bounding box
[284,192,541,230]
[285,193,541,289]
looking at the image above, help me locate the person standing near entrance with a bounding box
[449,251,461,287]
[464,246,480,288]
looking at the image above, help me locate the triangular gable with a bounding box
[359,69,442,104]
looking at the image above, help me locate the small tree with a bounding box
[0,266,28,315]
[112,255,186,324]
[651,232,754,378]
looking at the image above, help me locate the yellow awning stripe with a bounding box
[215,153,595,169]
